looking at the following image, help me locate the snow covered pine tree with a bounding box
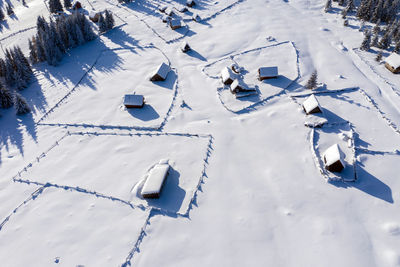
[306,71,318,90]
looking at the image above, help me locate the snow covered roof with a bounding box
[230,79,255,93]
[221,67,236,85]
[385,53,400,69]
[302,94,322,115]
[141,163,170,198]
[258,67,278,79]
[170,19,183,30]
[180,41,190,52]
[323,144,345,170]
[150,63,170,81]
[192,13,201,22]
[123,95,144,108]
[187,0,195,7]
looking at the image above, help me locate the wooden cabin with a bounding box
[165,7,174,16]
[323,144,345,172]
[180,41,191,53]
[170,19,182,30]
[302,94,322,115]
[150,63,170,81]
[141,163,170,199]
[123,95,144,108]
[221,67,236,85]
[192,13,201,22]
[177,6,188,13]
[230,79,255,94]
[159,5,167,13]
[162,15,171,23]
[187,0,195,7]
[89,11,100,22]
[385,53,400,73]
[258,66,278,80]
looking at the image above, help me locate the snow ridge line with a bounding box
[289,87,359,98]
[200,0,247,23]
[0,186,46,232]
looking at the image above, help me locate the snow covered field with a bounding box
[1,0,400,266]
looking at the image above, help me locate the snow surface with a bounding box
[1,0,400,266]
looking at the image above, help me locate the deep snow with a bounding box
[1,0,400,266]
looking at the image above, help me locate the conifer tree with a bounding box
[14,92,30,115]
[324,0,332,12]
[375,50,383,62]
[306,71,318,90]
[49,0,63,14]
[0,84,13,108]
[64,0,72,9]
[98,13,107,33]
[6,3,13,16]
[360,30,372,50]
[0,8,5,21]
[105,10,114,30]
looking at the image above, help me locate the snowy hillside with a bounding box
[1,0,400,266]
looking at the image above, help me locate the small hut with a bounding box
[170,19,183,30]
[123,95,144,108]
[150,63,170,81]
[385,53,400,73]
[177,6,188,13]
[159,5,167,13]
[230,79,255,94]
[162,15,171,23]
[192,13,201,22]
[186,0,195,7]
[258,66,278,80]
[89,11,100,22]
[141,163,170,199]
[323,144,345,172]
[302,94,322,115]
[221,67,236,85]
[180,41,191,53]
[165,7,174,16]
[72,1,82,10]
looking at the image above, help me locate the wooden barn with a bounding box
[385,53,400,73]
[302,94,322,115]
[141,163,170,199]
[89,11,100,22]
[123,95,144,108]
[170,19,183,30]
[258,66,278,80]
[150,63,171,81]
[230,79,256,94]
[323,144,345,172]
[187,0,195,7]
[180,41,191,53]
[221,67,236,85]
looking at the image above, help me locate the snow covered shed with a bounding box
[186,0,195,7]
[141,163,170,199]
[89,11,100,22]
[323,144,345,172]
[221,67,236,85]
[170,19,183,30]
[123,95,144,108]
[180,41,191,53]
[230,79,255,94]
[302,94,322,115]
[258,67,278,80]
[150,63,170,81]
[385,53,400,73]
[72,1,82,10]
[192,13,201,22]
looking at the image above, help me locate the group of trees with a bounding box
[356,0,399,23]
[0,47,32,115]
[98,9,114,33]
[29,12,96,65]
[360,20,400,54]
[0,3,14,21]
[49,0,72,13]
